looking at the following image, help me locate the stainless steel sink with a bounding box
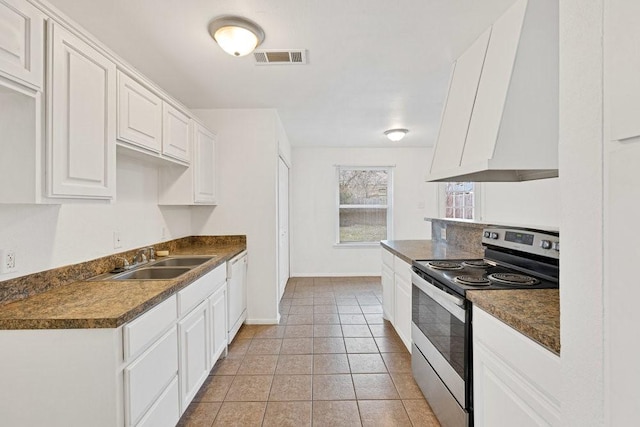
[112,267,191,280]
[150,256,215,267]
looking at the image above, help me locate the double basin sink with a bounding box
[96,256,216,281]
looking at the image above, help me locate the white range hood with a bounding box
[426,0,558,183]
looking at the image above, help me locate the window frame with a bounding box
[335,165,394,246]
[439,181,482,221]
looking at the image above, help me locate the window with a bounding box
[337,167,393,244]
[444,182,476,220]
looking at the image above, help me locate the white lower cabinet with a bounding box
[473,306,561,427]
[124,327,179,427]
[136,377,180,427]
[208,285,228,369]
[393,257,412,352]
[381,247,412,352]
[381,263,395,323]
[0,261,235,426]
[178,300,209,412]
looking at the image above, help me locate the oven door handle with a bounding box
[411,271,466,321]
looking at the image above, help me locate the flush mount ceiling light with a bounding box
[208,16,265,57]
[384,128,409,142]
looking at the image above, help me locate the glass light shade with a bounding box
[214,25,259,57]
[384,129,408,142]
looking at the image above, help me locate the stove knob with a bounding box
[540,240,552,250]
[552,241,560,252]
[490,232,499,240]
[483,231,490,238]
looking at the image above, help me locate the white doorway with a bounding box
[278,156,290,299]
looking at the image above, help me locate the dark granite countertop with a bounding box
[467,289,560,355]
[380,239,480,264]
[0,242,246,330]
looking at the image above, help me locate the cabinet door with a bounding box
[162,101,190,162]
[429,28,490,176]
[178,300,209,413]
[381,263,394,323]
[193,123,217,204]
[208,285,227,369]
[608,0,640,141]
[48,22,116,199]
[117,71,162,152]
[461,0,527,167]
[473,306,561,427]
[124,327,179,427]
[136,377,180,427]
[0,0,44,88]
[393,273,412,352]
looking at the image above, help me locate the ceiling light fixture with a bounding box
[208,16,265,57]
[384,128,409,142]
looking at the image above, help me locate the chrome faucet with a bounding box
[132,249,148,266]
[115,256,131,270]
[144,246,156,261]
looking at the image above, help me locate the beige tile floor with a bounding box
[178,276,441,427]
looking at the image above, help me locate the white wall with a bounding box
[480,178,560,229]
[0,154,192,280]
[559,1,605,425]
[191,108,284,324]
[291,147,436,276]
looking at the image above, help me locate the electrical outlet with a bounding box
[0,249,16,274]
[440,228,447,240]
[113,231,122,249]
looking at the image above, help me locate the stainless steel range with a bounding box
[411,228,559,427]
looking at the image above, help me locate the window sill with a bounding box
[333,242,384,248]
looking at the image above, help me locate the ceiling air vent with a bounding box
[253,49,307,65]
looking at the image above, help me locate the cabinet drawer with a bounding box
[124,295,177,362]
[136,376,179,427]
[382,248,394,268]
[124,327,178,427]
[178,264,225,316]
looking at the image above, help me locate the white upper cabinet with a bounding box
[427,0,558,182]
[193,122,217,204]
[117,71,162,153]
[0,0,44,89]
[158,120,218,206]
[608,0,640,141]
[162,101,191,163]
[429,28,490,177]
[47,21,116,199]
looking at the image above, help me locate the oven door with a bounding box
[411,269,470,426]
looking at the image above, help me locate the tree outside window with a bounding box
[337,167,393,243]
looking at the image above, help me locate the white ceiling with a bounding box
[45,0,516,147]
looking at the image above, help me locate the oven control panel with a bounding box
[482,228,559,259]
